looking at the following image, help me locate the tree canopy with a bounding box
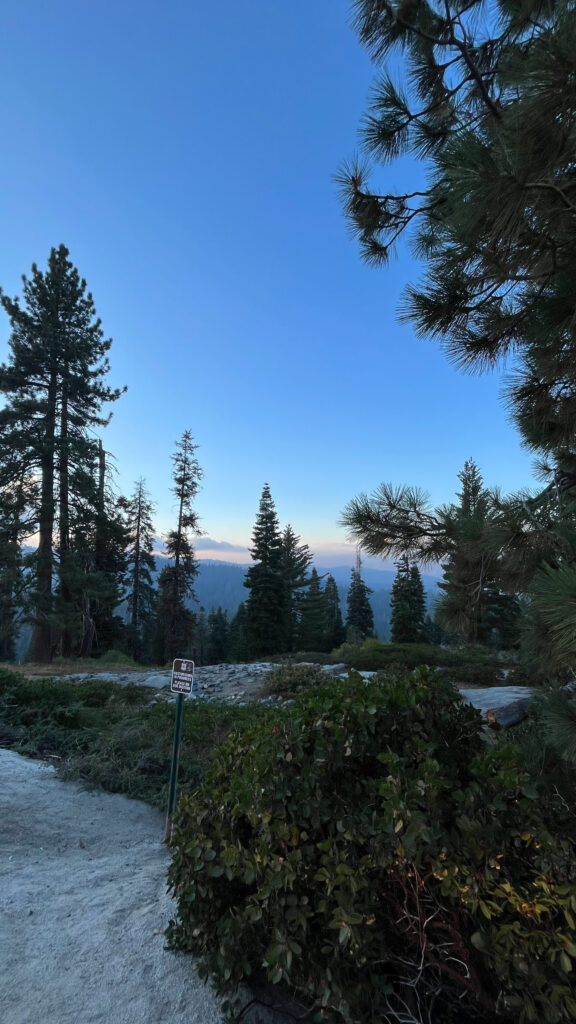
[345,564,375,642]
[390,555,426,643]
[340,0,576,471]
[123,478,157,661]
[244,484,285,657]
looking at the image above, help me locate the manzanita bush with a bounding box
[166,670,576,1023]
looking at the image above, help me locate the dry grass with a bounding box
[7,661,147,678]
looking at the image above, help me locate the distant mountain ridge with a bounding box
[15,553,440,653]
[171,558,441,640]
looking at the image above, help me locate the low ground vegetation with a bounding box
[333,638,504,685]
[0,668,265,806]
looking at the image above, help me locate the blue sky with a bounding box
[0,0,536,565]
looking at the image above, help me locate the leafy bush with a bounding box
[333,638,502,685]
[260,662,330,699]
[167,670,576,1023]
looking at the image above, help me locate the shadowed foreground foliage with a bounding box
[167,671,576,1024]
[4,664,576,1022]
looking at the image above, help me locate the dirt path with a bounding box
[0,749,223,1024]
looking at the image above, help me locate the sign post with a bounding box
[164,658,195,843]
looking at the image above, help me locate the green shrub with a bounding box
[333,638,503,685]
[442,659,502,686]
[260,662,330,699]
[167,670,576,1023]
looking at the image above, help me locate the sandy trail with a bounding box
[0,749,223,1024]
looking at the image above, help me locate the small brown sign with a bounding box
[171,659,195,694]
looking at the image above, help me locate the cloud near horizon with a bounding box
[194,537,250,553]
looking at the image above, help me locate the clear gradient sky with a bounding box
[0,0,536,566]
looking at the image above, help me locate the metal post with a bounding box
[164,692,185,843]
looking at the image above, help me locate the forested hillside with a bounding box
[155,558,439,642]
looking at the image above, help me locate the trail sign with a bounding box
[165,658,195,842]
[171,658,195,694]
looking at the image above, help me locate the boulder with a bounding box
[321,663,349,677]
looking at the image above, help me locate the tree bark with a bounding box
[30,375,57,663]
[59,382,73,658]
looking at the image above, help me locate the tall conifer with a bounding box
[341,461,513,646]
[0,474,35,660]
[279,524,313,653]
[346,563,374,642]
[436,461,496,644]
[207,607,230,664]
[154,431,202,664]
[390,555,425,644]
[297,568,326,651]
[123,478,157,661]
[229,602,250,662]
[0,245,124,661]
[73,443,129,657]
[322,574,345,651]
[244,484,284,657]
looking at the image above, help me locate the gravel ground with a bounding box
[0,749,224,1024]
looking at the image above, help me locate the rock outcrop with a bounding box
[50,664,535,726]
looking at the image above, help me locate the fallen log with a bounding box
[485,698,532,729]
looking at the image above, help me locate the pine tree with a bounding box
[390,555,425,644]
[153,431,202,664]
[229,602,250,662]
[340,0,576,471]
[421,614,446,647]
[322,574,345,652]
[341,460,521,647]
[244,484,284,658]
[154,572,195,665]
[297,569,326,651]
[340,1,576,669]
[76,443,129,658]
[346,563,374,642]
[207,607,230,664]
[0,245,125,661]
[436,461,497,644]
[0,474,35,661]
[123,478,157,661]
[279,524,313,653]
[193,606,209,665]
